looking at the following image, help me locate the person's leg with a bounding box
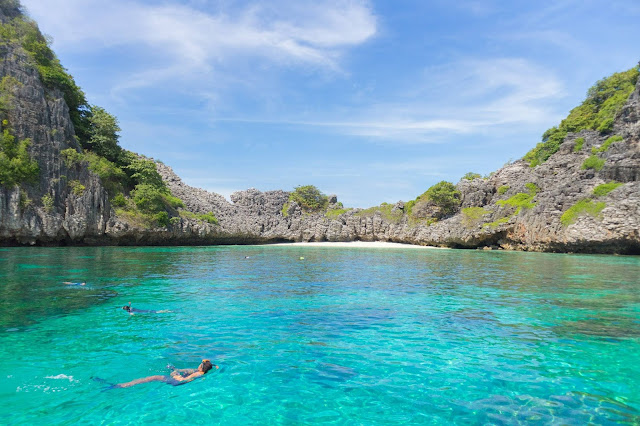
[115,375,166,388]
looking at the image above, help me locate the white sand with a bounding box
[270,241,446,249]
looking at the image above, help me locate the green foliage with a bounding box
[597,117,614,134]
[525,183,539,194]
[581,155,605,171]
[496,183,538,212]
[573,137,585,152]
[60,147,82,168]
[84,151,126,195]
[561,199,606,226]
[18,191,31,210]
[178,210,218,225]
[524,66,639,166]
[497,185,510,195]
[462,207,491,227]
[592,182,622,197]
[110,193,126,207]
[0,76,21,116]
[422,181,460,215]
[325,208,350,219]
[289,185,328,211]
[86,106,122,163]
[354,203,403,223]
[483,215,512,229]
[169,217,181,226]
[41,193,53,212]
[281,201,290,217]
[0,128,39,187]
[154,211,169,227]
[197,212,218,225]
[131,184,169,213]
[596,135,623,153]
[126,156,166,189]
[462,172,482,181]
[68,180,85,196]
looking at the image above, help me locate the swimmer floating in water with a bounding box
[63,281,86,286]
[122,302,170,314]
[106,359,217,388]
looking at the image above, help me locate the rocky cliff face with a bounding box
[0,4,638,252]
[153,76,640,254]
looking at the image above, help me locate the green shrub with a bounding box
[169,216,181,226]
[197,212,218,225]
[596,135,623,153]
[573,137,585,152]
[110,193,126,207]
[41,193,53,212]
[592,182,622,197]
[462,207,491,227]
[596,117,614,134]
[524,66,639,166]
[354,203,402,223]
[84,152,126,195]
[86,106,122,163]
[581,155,605,171]
[0,129,39,187]
[289,185,328,211]
[561,199,605,226]
[325,208,349,219]
[422,181,461,215]
[19,191,31,209]
[462,172,482,181]
[483,215,512,228]
[281,201,290,217]
[496,183,538,213]
[60,148,82,168]
[0,75,21,115]
[68,180,85,196]
[497,185,509,195]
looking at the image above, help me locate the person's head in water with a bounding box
[122,305,131,312]
[199,359,216,373]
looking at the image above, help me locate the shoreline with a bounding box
[269,241,447,249]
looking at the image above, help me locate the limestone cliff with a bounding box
[0,3,638,253]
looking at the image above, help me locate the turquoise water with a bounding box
[1,246,639,424]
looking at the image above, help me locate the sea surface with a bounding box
[0,245,639,424]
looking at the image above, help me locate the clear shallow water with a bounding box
[0,246,639,424]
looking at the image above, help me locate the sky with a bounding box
[20,0,640,207]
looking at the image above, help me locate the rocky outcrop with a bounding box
[0,5,638,252]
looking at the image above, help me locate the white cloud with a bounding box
[211,57,565,143]
[21,0,377,85]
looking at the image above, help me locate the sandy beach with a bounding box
[270,241,446,249]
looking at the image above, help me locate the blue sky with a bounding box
[21,0,640,207]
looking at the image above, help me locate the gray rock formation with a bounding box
[0,5,638,253]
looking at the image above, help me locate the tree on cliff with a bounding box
[290,185,329,211]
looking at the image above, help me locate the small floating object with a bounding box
[63,282,86,286]
[299,257,305,260]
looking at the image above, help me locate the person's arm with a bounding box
[171,371,203,383]
[168,365,196,375]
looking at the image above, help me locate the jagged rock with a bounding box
[0,4,638,253]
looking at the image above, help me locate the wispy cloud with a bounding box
[211,57,565,143]
[22,0,377,83]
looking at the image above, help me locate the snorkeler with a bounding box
[122,302,170,314]
[110,359,217,388]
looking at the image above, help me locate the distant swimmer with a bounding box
[98,359,218,388]
[122,302,170,314]
[63,282,86,286]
